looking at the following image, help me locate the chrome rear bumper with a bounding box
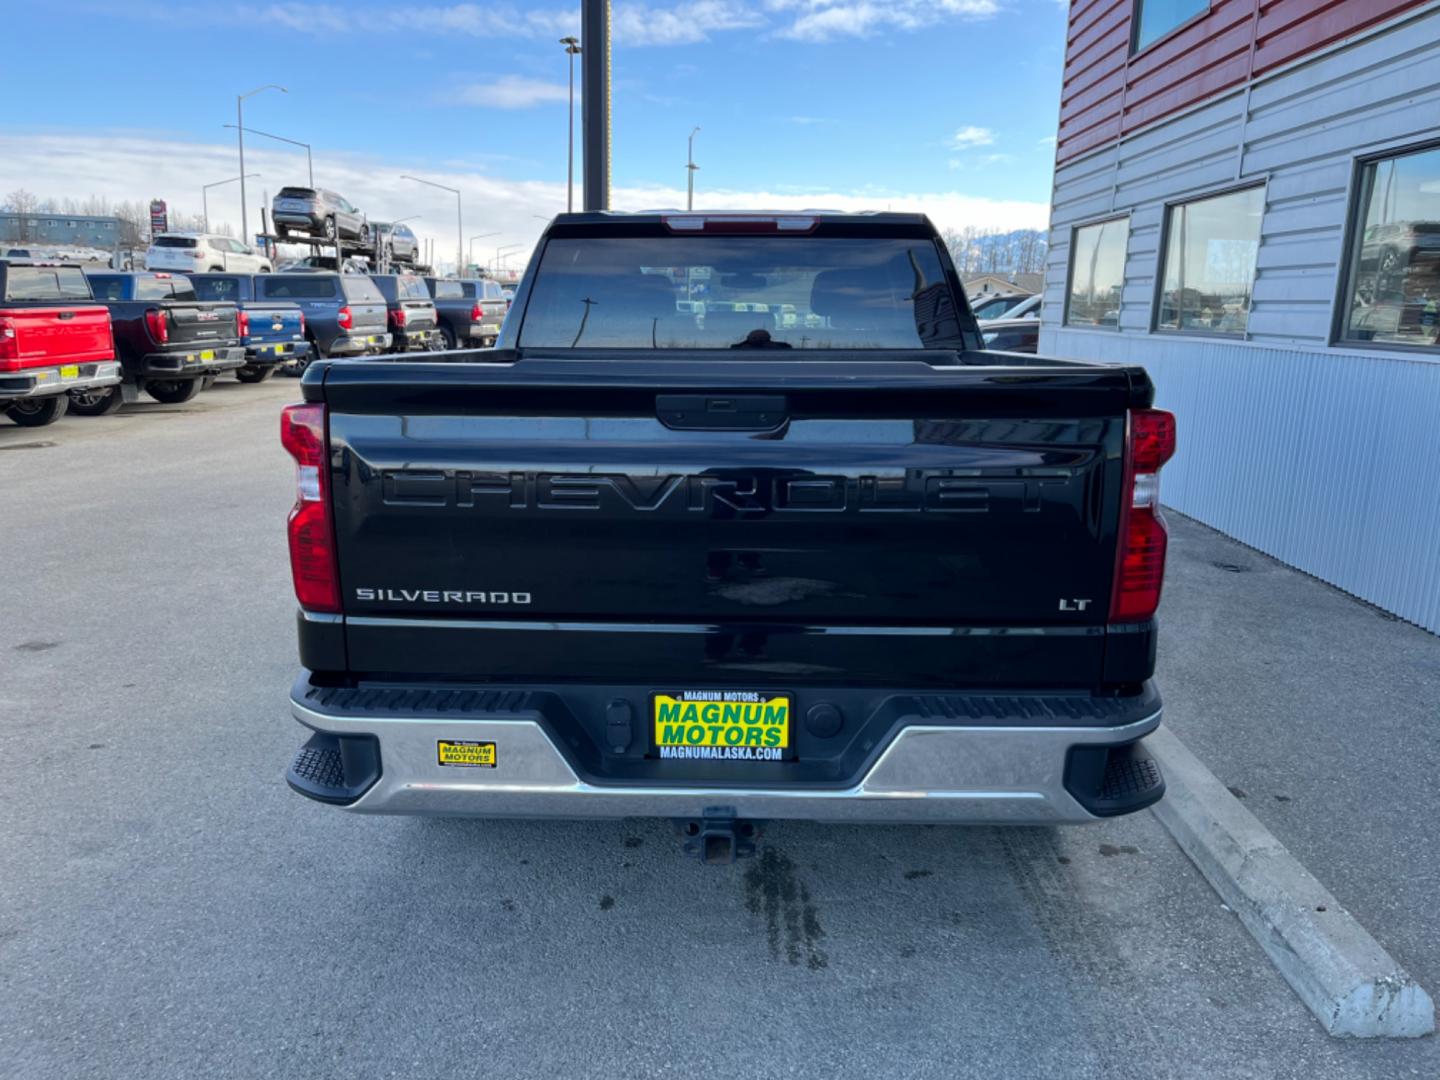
[289,694,1163,824]
[0,361,121,399]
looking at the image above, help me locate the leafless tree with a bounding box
[3,188,39,241]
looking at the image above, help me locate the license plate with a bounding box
[273,343,287,353]
[199,350,215,362]
[59,364,80,379]
[653,691,791,762]
[437,740,496,768]
[368,335,383,344]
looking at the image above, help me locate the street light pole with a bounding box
[687,126,701,211]
[469,232,499,275]
[559,37,582,213]
[237,84,287,243]
[203,174,261,233]
[402,174,463,275]
[495,243,522,273]
[223,124,312,187]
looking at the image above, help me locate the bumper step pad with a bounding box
[286,731,381,806]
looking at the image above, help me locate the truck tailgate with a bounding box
[318,358,1145,686]
[0,305,112,370]
[166,302,239,346]
[242,303,305,344]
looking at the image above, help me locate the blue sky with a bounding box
[0,1,1067,268]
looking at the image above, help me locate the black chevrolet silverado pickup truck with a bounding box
[282,212,1175,862]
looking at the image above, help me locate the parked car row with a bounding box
[978,293,1041,354]
[0,256,514,426]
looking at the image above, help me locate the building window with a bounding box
[1134,0,1209,53]
[1156,186,1264,335]
[1339,144,1440,352]
[1066,218,1128,328]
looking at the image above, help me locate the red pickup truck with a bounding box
[0,261,119,426]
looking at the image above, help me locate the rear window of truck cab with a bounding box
[190,276,243,302]
[4,265,93,300]
[261,275,339,299]
[429,279,463,299]
[87,274,195,301]
[518,236,965,350]
[342,277,385,303]
[397,275,429,300]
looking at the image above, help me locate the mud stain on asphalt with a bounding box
[599,895,616,911]
[14,640,60,652]
[903,869,933,880]
[744,847,828,970]
[1098,844,1140,857]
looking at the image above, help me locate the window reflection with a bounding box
[1066,218,1128,328]
[1342,146,1440,351]
[1157,186,1264,335]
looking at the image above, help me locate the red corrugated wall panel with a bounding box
[1056,0,1432,164]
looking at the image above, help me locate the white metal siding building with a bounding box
[1043,2,1440,632]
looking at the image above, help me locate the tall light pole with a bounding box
[495,243,523,272]
[469,232,499,274]
[223,124,312,187]
[559,36,582,213]
[237,84,287,243]
[687,126,701,211]
[203,174,261,233]
[402,174,462,275]
[581,0,610,211]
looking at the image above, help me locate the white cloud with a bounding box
[108,1,1003,46]
[454,76,571,109]
[767,0,1001,41]
[0,132,1049,273]
[949,126,995,149]
[615,1,768,44]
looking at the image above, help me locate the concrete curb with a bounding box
[1147,725,1435,1038]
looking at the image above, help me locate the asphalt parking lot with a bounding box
[2,381,1437,1079]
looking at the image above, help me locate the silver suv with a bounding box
[272,187,369,244]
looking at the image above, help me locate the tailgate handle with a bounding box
[657,394,788,431]
[58,311,75,320]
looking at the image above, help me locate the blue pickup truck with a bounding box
[188,273,310,383]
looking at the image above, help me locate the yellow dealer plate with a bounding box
[199,350,215,361]
[653,691,791,762]
[274,343,287,353]
[437,740,496,768]
[60,364,80,379]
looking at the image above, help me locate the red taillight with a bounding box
[237,310,250,338]
[470,302,483,322]
[280,403,340,613]
[298,311,306,334]
[337,305,352,330]
[0,318,16,365]
[1110,409,1177,623]
[144,308,169,344]
[389,307,407,329]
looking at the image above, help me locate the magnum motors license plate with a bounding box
[437,740,496,767]
[60,364,80,379]
[199,350,215,361]
[653,691,791,762]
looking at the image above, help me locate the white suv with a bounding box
[146,233,272,274]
